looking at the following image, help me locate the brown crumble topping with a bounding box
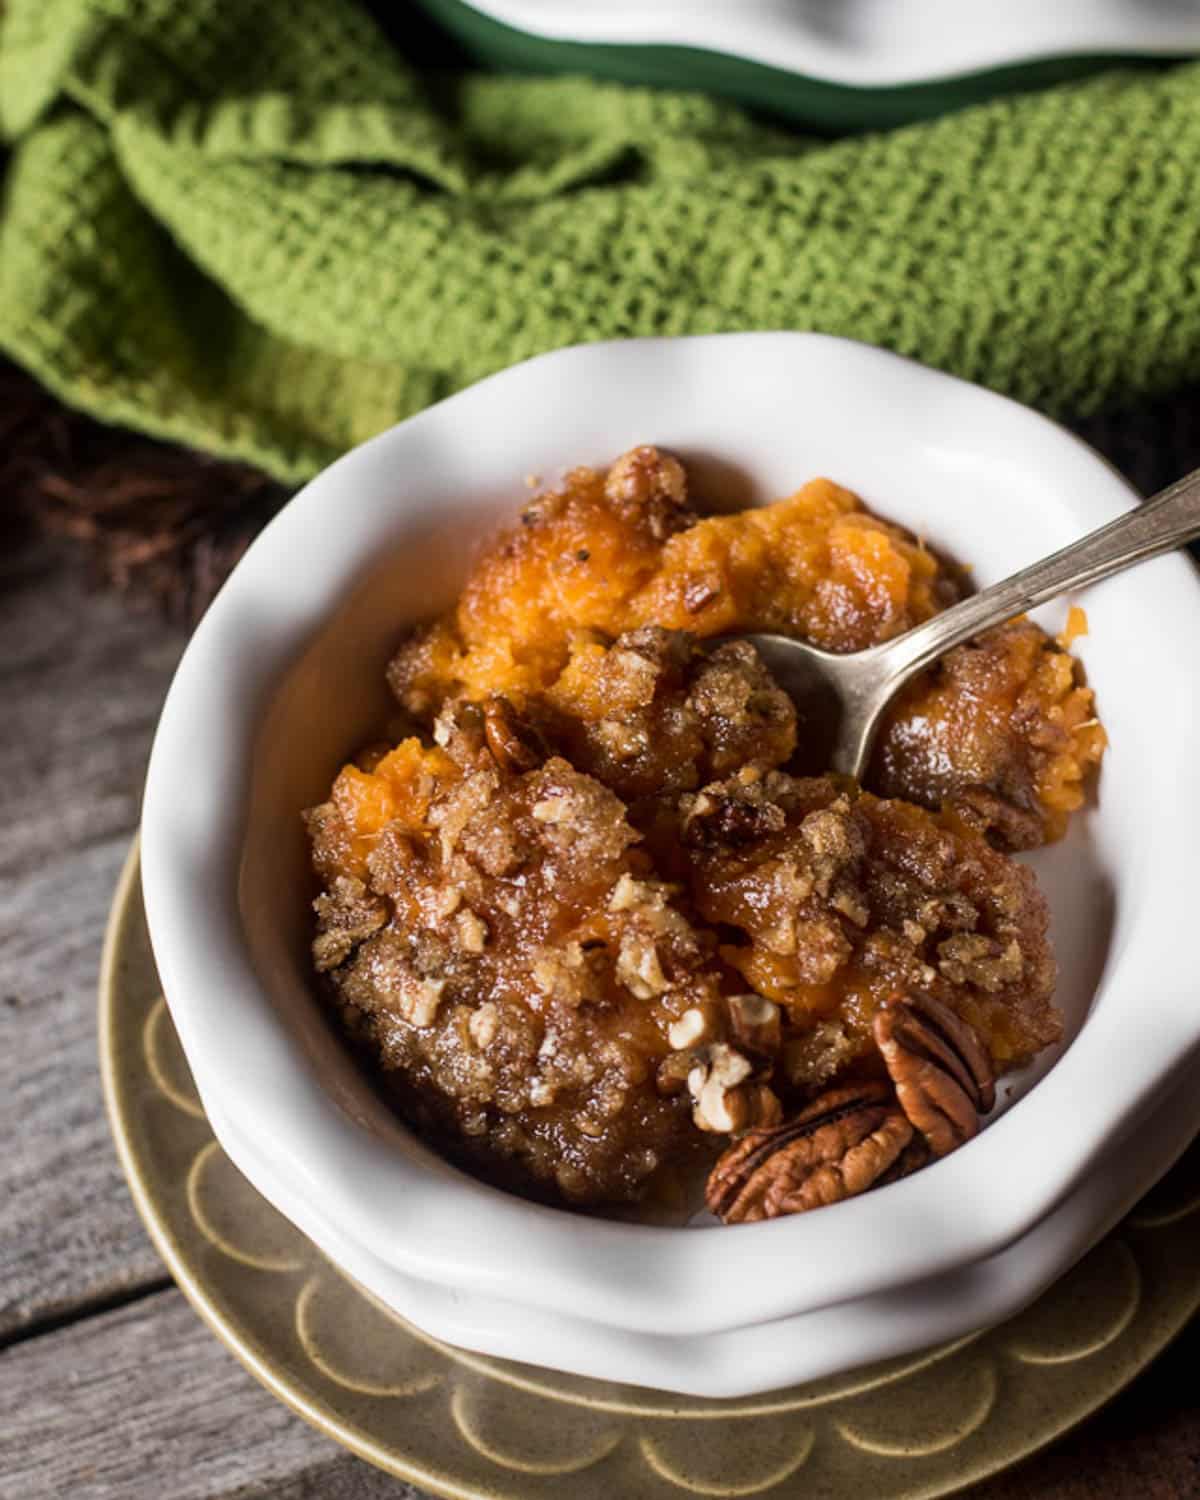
[308,446,1099,1212]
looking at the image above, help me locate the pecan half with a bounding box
[705,1083,914,1223]
[873,992,996,1158]
[877,1134,933,1186]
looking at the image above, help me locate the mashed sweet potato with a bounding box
[389,447,1103,849]
[307,447,1101,1207]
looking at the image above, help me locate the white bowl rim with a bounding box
[200,1041,1200,1397]
[142,331,1200,1340]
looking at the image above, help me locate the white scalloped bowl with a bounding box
[142,334,1200,1393]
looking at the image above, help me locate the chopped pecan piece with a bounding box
[311,875,388,972]
[946,785,1044,852]
[667,1006,712,1050]
[680,771,790,849]
[603,444,693,539]
[684,577,721,613]
[687,1042,780,1133]
[482,696,542,773]
[705,1083,914,1223]
[727,993,781,1058]
[874,991,996,1157]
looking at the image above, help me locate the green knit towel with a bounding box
[2,1,1199,483]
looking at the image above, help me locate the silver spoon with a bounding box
[735,466,1200,779]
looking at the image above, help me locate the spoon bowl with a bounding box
[731,631,883,775]
[733,465,1200,777]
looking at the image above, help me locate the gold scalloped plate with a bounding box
[101,842,1200,1499]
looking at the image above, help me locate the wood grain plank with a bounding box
[0,537,188,1336]
[0,1288,420,1500]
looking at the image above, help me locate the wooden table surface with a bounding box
[3,397,1200,1500]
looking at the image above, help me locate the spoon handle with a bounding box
[878,465,1200,681]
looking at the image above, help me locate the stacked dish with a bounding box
[416,0,1200,129]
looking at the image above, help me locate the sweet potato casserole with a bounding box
[306,447,1105,1221]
